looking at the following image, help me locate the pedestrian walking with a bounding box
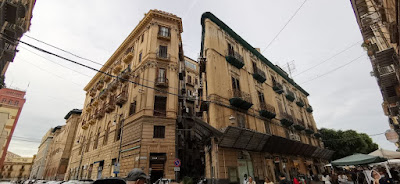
[321,172,332,184]
[125,168,149,184]
[247,176,256,184]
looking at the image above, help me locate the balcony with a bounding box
[285,90,295,102]
[280,112,294,127]
[259,103,276,119]
[88,115,96,125]
[157,31,171,41]
[113,64,122,75]
[252,67,266,83]
[118,67,131,82]
[156,52,170,61]
[306,106,313,113]
[109,80,119,92]
[314,132,322,138]
[123,53,133,64]
[95,108,105,119]
[82,121,88,130]
[105,95,116,113]
[294,119,305,131]
[116,89,128,106]
[228,89,253,110]
[305,128,315,135]
[155,77,169,88]
[89,89,96,97]
[96,81,104,91]
[225,51,244,69]
[296,99,305,107]
[99,89,108,100]
[272,81,283,94]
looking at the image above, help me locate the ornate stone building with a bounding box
[0,151,35,181]
[65,10,182,182]
[197,12,333,183]
[43,109,81,180]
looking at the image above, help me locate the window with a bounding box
[14,101,18,106]
[187,90,192,96]
[94,128,100,149]
[141,34,144,43]
[129,101,136,116]
[187,75,192,84]
[154,96,167,117]
[1,98,6,103]
[158,26,170,37]
[85,134,91,152]
[134,75,140,87]
[258,91,265,105]
[138,52,142,62]
[227,43,234,55]
[195,78,198,85]
[277,100,284,114]
[8,100,12,105]
[379,65,395,76]
[264,121,271,134]
[158,68,166,81]
[125,46,134,55]
[236,113,246,128]
[158,45,168,58]
[103,122,110,145]
[153,126,165,138]
[231,77,240,91]
[253,61,257,73]
[116,120,122,141]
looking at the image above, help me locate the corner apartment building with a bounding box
[0,88,26,168]
[198,12,333,183]
[43,109,81,180]
[65,10,182,182]
[0,151,34,181]
[349,0,400,147]
[0,0,36,83]
[30,126,62,179]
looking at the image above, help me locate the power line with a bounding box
[299,54,366,85]
[293,40,363,77]
[24,34,104,66]
[261,0,308,53]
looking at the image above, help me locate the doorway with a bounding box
[237,151,254,184]
[149,153,166,184]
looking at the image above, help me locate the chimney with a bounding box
[255,48,261,52]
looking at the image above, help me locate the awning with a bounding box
[369,148,400,159]
[219,126,270,152]
[190,117,223,140]
[331,153,387,166]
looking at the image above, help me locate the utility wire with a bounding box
[294,40,363,77]
[299,54,366,85]
[261,0,308,53]
[24,34,104,66]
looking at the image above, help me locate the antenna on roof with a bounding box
[280,60,296,79]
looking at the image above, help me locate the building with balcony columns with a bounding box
[184,56,200,115]
[0,0,36,85]
[65,10,182,182]
[349,0,400,147]
[0,151,35,181]
[195,12,333,184]
[42,109,81,181]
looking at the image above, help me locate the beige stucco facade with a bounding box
[0,152,34,181]
[65,10,182,182]
[199,12,332,184]
[30,127,61,179]
[43,109,81,181]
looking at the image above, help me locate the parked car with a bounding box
[47,181,65,184]
[93,178,125,184]
[63,180,93,184]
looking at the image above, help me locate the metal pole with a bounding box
[115,118,124,177]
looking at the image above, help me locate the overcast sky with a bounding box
[5,0,396,157]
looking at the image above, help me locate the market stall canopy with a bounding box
[369,148,400,159]
[331,153,387,166]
